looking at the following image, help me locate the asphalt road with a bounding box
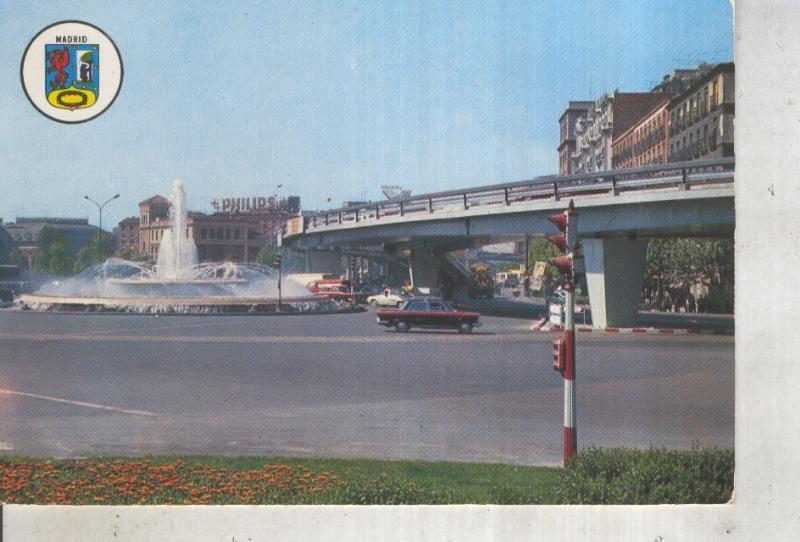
[0,309,734,465]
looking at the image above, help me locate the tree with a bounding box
[47,242,71,275]
[72,233,114,274]
[72,247,93,274]
[644,238,734,313]
[31,227,66,274]
[526,238,561,279]
[255,246,278,267]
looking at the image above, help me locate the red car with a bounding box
[376,297,481,333]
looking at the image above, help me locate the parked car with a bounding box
[367,288,408,308]
[376,297,481,333]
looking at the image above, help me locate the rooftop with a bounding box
[139,195,169,206]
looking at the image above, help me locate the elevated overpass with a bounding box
[281,158,734,327]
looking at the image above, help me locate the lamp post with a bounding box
[84,194,120,234]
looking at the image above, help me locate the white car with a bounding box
[367,289,408,308]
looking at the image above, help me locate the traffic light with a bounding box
[552,338,565,373]
[548,255,573,279]
[546,200,576,285]
[547,233,567,252]
[273,254,282,268]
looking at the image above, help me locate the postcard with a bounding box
[1,1,793,540]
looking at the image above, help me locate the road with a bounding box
[0,309,734,465]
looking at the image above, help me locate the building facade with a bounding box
[570,92,666,174]
[116,216,139,255]
[651,63,714,96]
[2,217,101,268]
[137,195,299,263]
[0,220,14,264]
[557,101,594,174]
[668,63,735,162]
[611,99,670,169]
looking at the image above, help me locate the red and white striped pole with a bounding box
[563,279,577,466]
[547,200,578,466]
[564,204,578,465]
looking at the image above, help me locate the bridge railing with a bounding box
[288,157,734,236]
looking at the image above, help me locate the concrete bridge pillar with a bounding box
[305,249,342,275]
[582,238,647,329]
[409,249,441,293]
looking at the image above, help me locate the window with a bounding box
[217,228,223,239]
[406,301,426,311]
[226,228,231,240]
[209,229,215,239]
[234,229,239,240]
[201,228,207,239]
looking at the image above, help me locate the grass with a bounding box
[0,448,733,505]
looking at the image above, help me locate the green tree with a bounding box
[31,227,68,274]
[526,238,561,279]
[72,247,93,274]
[644,238,734,313]
[47,241,71,275]
[255,246,278,267]
[72,233,114,274]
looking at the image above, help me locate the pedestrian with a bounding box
[685,292,696,314]
[662,290,673,312]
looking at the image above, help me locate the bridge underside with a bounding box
[289,193,734,328]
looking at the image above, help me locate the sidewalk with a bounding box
[457,296,734,334]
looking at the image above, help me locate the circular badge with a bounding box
[20,21,123,123]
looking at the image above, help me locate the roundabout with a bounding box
[14,179,353,316]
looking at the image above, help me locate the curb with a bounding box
[532,323,733,336]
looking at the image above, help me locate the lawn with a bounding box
[0,448,733,505]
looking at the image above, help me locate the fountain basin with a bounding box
[107,278,248,285]
[16,293,356,315]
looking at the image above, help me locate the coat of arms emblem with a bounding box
[45,43,99,109]
[21,21,121,123]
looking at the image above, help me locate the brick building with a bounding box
[651,63,714,96]
[136,195,299,263]
[561,63,715,174]
[570,92,667,174]
[116,216,139,255]
[668,62,735,162]
[611,98,670,169]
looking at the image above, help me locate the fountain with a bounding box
[16,180,342,315]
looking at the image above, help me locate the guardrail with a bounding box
[287,157,734,237]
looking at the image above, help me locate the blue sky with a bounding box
[0,1,733,229]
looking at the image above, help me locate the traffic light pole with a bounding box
[275,252,282,312]
[547,200,578,467]
[350,256,357,306]
[564,202,578,466]
[563,207,578,466]
[563,281,576,465]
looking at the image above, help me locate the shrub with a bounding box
[554,447,734,504]
[323,473,443,505]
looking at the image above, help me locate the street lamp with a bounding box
[84,193,120,233]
